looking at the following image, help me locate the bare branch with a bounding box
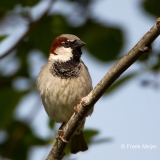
[0,0,56,60]
[46,18,160,160]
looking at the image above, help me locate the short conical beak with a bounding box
[74,40,86,48]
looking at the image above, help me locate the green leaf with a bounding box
[0,85,29,129]
[91,137,113,145]
[151,54,160,71]
[0,35,8,42]
[105,72,138,95]
[0,74,30,129]
[48,119,55,129]
[28,15,71,56]
[16,41,32,78]
[83,129,99,144]
[72,19,124,62]
[83,129,112,145]
[143,0,160,17]
[0,120,47,160]
[28,16,55,56]
[64,129,100,155]
[0,0,40,13]
[138,52,150,61]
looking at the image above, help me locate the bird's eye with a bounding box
[62,40,70,48]
[66,41,70,45]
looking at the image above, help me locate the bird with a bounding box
[37,34,93,154]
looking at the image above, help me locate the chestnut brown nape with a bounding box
[50,37,68,54]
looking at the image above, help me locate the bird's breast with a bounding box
[37,61,92,123]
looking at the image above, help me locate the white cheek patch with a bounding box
[49,47,73,62]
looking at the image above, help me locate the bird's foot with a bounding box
[56,123,68,143]
[74,98,82,116]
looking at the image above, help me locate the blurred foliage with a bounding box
[143,0,160,17]
[106,72,138,95]
[0,0,160,159]
[0,0,39,15]
[73,20,123,61]
[141,0,160,87]
[0,35,8,42]
[0,120,47,160]
[64,129,109,156]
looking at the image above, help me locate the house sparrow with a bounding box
[37,34,93,154]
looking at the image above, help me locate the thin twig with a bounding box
[0,0,56,60]
[46,18,160,160]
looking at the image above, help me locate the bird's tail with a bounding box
[71,131,88,154]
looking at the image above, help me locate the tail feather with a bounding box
[71,131,88,154]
